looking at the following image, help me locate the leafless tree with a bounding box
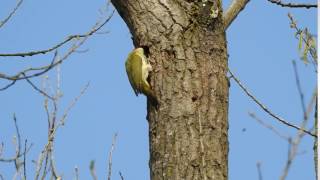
[0,0,116,179]
[0,0,317,180]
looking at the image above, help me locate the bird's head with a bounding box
[134,47,144,55]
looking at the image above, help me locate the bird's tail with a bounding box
[143,86,159,109]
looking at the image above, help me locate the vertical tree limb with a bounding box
[314,99,318,179]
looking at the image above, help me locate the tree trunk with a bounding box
[112,1,229,179]
[314,100,318,180]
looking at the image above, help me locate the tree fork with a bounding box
[112,1,229,179]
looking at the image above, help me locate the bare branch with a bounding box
[0,115,32,180]
[280,135,307,179]
[0,23,94,82]
[23,140,27,180]
[24,74,55,100]
[0,0,23,29]
[223,0,251,30]
[60,82,90,125]
[0,114,22,162]
[0,10,114,57]
[107,133,118,180]
[0,2,112,179]
[119,171,125,180]
[74,166,79,180]
[267,0,317,9]
[90,160,98,180]
[35,78,89,180]
[228,69,316,137]
[292,60,306,119]
[0,51,57,81]
[280,84,317,180]
[13,114,22,157]
[13,114,24,180]
[40,154,49,180]
[0,143,3,157]
[280,138,294,180]
[249,112,290,140]
[0,8,114,96]
[0,80,17,91]
[256,162,263,180]
[0,37,79,90]
[0,10,113,93]
[50,153,59,179]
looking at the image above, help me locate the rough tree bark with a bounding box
[112,1,229,179]
[314,100,318,180]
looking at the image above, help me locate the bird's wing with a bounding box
[125,52,143,96]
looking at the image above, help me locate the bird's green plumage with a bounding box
[125,48,158,107]
[125,49,144,96]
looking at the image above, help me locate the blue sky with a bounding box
[0,0,317,179]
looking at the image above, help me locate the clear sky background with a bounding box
[0,0,317,179]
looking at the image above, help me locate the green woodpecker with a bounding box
[125,48,158,106]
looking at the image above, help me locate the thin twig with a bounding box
[35,81,89,180]
[0,0,23,28]
[34,146,49,178]
[40,154,49,180]
[35,113,56,178]
[0,9,113,94]
[0,143,3,157]
[280,132,307,179]
[41,75,51,180]
[60,82,90,125]
[228,69,316,137]
[0,10,114,94]
[13,114,22,157]
[24,74,55,100]
[0,10,112,83]
[35,77,58,180]
[249,112,290,140]
[37,71,62,180]
[280,85,317,180]
[267,0,317,9]
[74,166,79,180]
[119,171,125,180]
[0,115,31,179]
[0,145,32,163]
[0,80,16,91]
[50,153,59,179]
[0,51,57,81]
[0,10,114,57]
[13,114,22,179]
[23,140,27,180]
[292,60,307,119]
[281,138,293,180]
[0,114,23,162]
[107,133,118,180]
[256,162,263,180]
[90,160,98,180]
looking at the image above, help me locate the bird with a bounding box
[125,47,158,107]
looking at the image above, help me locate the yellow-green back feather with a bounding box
[125,49,144,96]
